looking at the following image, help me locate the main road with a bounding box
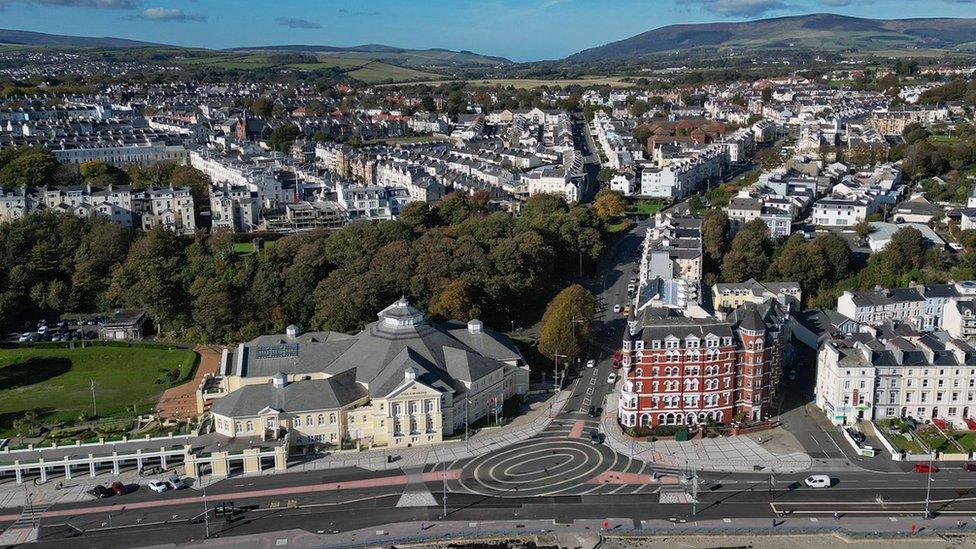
[6,221,976,547]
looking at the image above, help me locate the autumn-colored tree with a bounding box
[593,189,626,221]
[538,284,596,366]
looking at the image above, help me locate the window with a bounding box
[317,414,324,425]
[245,420,253,432]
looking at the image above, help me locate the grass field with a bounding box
[0,345,198,436]
[928,135,962,145]
[233,240,276,255]
[626,199,667,215]
[378,77,638,89]
[176,53,441,83]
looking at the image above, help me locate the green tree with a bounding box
[0,148,57,189]
[720,219,771,282]
[269,124,303,153]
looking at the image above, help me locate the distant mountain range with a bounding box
[0,28,163,48]
[569,14,976,60]
[0,28,511,68]
[230,44,513,68]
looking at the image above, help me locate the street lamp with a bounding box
[553,353,567,391]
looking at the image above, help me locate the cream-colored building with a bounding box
[712,279,801,312]
[206,299,530,450]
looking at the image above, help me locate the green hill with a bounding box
[568,14,976,60]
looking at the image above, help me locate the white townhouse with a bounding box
[816,329,976,428]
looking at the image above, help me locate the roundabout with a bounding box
[456,437,626,497]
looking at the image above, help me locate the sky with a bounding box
[1,0,976,61]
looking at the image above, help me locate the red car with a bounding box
[963,463,976,472]
[913,464,939,473]
[110,481,128,496]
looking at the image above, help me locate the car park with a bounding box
[147,479,172,493]
[914,463,939,473]
[607,372,617,384]
[803,475,831,488]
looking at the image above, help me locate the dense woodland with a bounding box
[701,213,972,310]
[0,193,607,343]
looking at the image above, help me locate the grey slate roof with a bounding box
[211,370,367,417]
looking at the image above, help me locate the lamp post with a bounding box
[553,353,567,391]
[924,452,933,519]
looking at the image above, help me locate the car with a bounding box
[147,479,172,493]
[623,305,631,316]
[168,475,189,489]
[586,359,596,369]
[17,332,32,342]
[913,463,939,474]
[588,405,597,417]
[962,463,976,472]
[589,430,604,445]
[803,475,831,488]
[612,351,622,366]
[613,304,622,313]
[87,485,112,499]
[110,481,128,496]
[629,278,637,285]
[37,325,47,335]
[607,372,617,384]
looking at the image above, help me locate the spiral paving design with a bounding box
[457,437,621,497]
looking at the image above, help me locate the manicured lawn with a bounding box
[606,219,634,234]
[950,432,976,452]
[626,199,667,216]
[233,240,276,255]
[928,135,961,145]
[0,345,198,436]
[887,432,926,454]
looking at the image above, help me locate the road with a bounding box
[6,220,976,547]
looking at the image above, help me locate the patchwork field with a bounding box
[0,345,198,436]
[176,52,441,83]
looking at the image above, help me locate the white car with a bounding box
[803,475,831,488]
[613,304,622,313]
[17,332,32,342]
[586,359,596,369]
[147,479,172,493]
[607,372,617,384]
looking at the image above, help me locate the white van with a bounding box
[803,475,831,488]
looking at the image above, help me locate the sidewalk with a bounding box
[601,393,812,474]
[0,390,571,507]
[151,514,976,549]
[155,345,223,420]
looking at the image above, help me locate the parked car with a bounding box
[913,463,939,474]
[613,304,622,313]
[586,359,596,369]
[88,485,112,499]
[623,305,631,316]
[147,479,172,493]
[803,475,831,488]
[168,475,189,489]
[962,463,976,472]
[110,481,128,496]
[612,351,622,366]
[607,372,617,384]
[588,406,603,418]
[17,332,32,342]
[846,429,866,445]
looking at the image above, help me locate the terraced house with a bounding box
[203,299,530,450]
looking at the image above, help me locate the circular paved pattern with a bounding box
[457,438,622,497]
